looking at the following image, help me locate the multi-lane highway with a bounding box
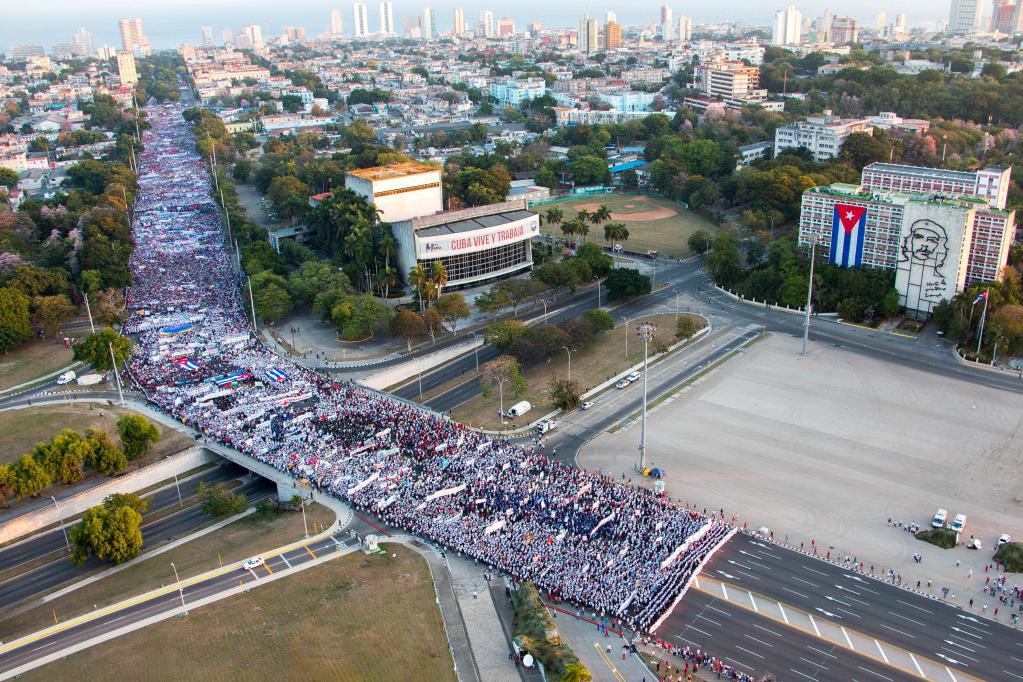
[0,475,272,610]
[659,531,1023,682]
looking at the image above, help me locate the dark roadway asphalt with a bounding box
[703,532,1023,681]
[0,515,376,677]
[393,259,707,409]
[0,476,273,611]
[0,463,245,574]
[662,588,920,682]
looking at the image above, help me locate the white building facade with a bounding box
[774,113,873,161]
[344,162,443,224]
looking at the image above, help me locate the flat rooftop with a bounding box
[346,161,438,182]
[416,209,535,238]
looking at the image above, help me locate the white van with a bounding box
[932,508,947,528]
[948,513,967,533]
[56,370,77,385]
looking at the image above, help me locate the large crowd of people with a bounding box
[122,102,733,632]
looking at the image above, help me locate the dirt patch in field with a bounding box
[572,202,678,222]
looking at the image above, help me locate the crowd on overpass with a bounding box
[122,102,732,631]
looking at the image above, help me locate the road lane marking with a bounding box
[680,624,712,637]
[879,623,915,639]
[784,587,809,599]
[874,640,889,664]
[304,545,317,559]
[748,590,758,613]
[724,657,753,670]
[808,614,821,637]
[696,614,721,627]
[859,666,894,681]
[721,583,729,600]
[939,648,979,663]
[946,666,958,681]
[752,623,782,637]
[803,566,829,577]
[896,599,933,614]
[887,610,926,627]
[743,634,774,648]
[944,639,977,653]
[789,668,819,681]
[799,656,828,670]
[279,555,291,568]
[247,569,258,579]
[1001,670,1023,680]
[262,561,273,575]
[909,653,925,677]
[792,576,818,587]
[807,645,838,659]
[592,642,627,682]
[734,645,763,659]
[778,603,789,624]
[841,627,854,649]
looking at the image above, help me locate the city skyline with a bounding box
[4,0,953,52]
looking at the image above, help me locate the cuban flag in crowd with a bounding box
[214,370,251,387]
[830,203,868,268]
[175,358,201,371]
[266,368,290,383]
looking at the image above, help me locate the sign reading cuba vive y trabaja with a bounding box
[416,216,539,257]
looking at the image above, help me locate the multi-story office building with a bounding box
[74,28,95,56]
[773,5,802,45]
[605,20,622,49]
[379,1,394,35]
[454,7,466,34]
[829,16,859,43]
[678,16,693,43]
[118,18,150,55]
[10,44,46,59]
[353,3,370,38]
[242,23,263,47]
[330,9,344,36]
[497,18,515,36]
[481,10,495,37]
[200,25,214,46]
[393,200,539,289]
[948,0,979,34]
[861,163,1011,210]
[774,112,873,161]
[345,162,442,224]
[578,17,598,54]
[699,61,767,103]
[422,7,436,40]
[116,50,138,86]
[660,5,674,40]
[798,181,1015,315]
[490,79,546,107]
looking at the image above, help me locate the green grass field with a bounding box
[0,340,74,391]
[535,193,718,259]
[25,545,455,682]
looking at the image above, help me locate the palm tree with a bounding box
[380,265,399,299]
[560,219,577,241]
[544,206,563,228]
[576,209,591,226]
[561,662,592,682]
[408,265,429,312]
[604,222,629,249]
[575,220,590,243]
[430,261,448,304]
[591,204,612,231]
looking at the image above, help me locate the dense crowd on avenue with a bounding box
[122,102,733,631]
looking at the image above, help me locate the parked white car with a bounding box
[998,533,1011,546]
[56,370,77,385]
[581,401,594,410]
[615,379,631,389]
[626,371,641,382]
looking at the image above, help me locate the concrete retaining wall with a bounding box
[0,446,216,546]
[360,338,483,391]
[715,285,805,316]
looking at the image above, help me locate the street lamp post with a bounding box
[496,377,508,424]
[109,342,125,406]
[470,332,481,372]
[596,279,601,307]
[171,562,187,612]
[247,277,257,331]
[51,496,69,549]
[801,233,819,357]
[83,293,95,334]
[562,346,574,381]
[637,322,656,472]
[675,291,680,322]
[541,299,549,328]
[624,317,630,358]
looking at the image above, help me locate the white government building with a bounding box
[344,162,539,289]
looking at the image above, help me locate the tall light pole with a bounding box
[470,332,481,372]
[637,322,656,472]
[109,342,124,406]
[247,276,258,331]
[675,291,680,322]
[596,279,601,307]
[541,299,548,328]
[83,293,95,334]
[171,562,187,612]
[562,346,574,381]
[496,377,507,424]
[976,288,990,357]
[801,233,819,357]
[51,496,69,549]
[624,317,630,358]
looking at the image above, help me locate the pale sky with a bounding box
[6,0,957,51]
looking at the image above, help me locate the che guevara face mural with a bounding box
[898,218,949,305]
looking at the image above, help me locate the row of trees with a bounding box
[0,414,157,505]
[484,308,615,370]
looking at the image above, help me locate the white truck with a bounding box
[506,401,532,419]
[56,370,77,385]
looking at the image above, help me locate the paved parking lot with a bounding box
[582,333,1023,595]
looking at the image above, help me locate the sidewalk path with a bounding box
[548,603,652,682]
[446,555,520,682]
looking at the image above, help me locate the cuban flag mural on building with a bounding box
[830,203,868,268]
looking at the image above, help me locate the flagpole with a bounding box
[976,289,990,357]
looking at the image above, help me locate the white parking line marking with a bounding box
[735,645,763,659]
[808,614,821,637]
[841,627,854,649]
[279,554,292,568]
[946,666,958,681]
[909,653,925,677]
[721,583,729,600]
[748,590,758,613]
[873,640,889,664]
[778,603,789,624]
